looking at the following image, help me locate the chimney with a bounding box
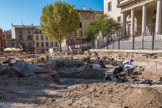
[89,8,92,11]
[73,5,76,9]
[83,6,86,10]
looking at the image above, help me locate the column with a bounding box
[131,9,135,36]
[142,5,147,36]
[121,12,126,37]
[155,0,162,34]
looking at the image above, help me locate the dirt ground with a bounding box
[1,53,162,108]
[0,75,162,108]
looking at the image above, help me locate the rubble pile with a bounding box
[90,57,119,66]
[44,59,105,79]
[44,59,83,70]
[0,66,23,78]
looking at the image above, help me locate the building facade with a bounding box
[104,0,162,37]
[11,25,58,53]
[0,28,4,52]
[67,8,103,49]
[3,30,16,48]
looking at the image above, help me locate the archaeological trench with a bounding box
[0,50,162,108]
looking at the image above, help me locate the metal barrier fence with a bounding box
[102,34,162,50]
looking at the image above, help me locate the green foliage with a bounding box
[40,1,80,51]
[100,15,120,38]
[85,15,120,42]
[84,20,101,42]
[85,14,120,49]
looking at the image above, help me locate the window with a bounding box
[36,42,39,48]
[79,16,82,20]
[108,2,112,11]
[74,31,77,36]
[154,10,156,14]
[46,42,49,47]
[117,17,121,22]
[68,40,71,45]
[96,16,99,20]
[85,16,88,20]
[117,0,120,5]
[55,42,58,47]
[19,29,22,33]
[46,36,48,40]
[41,35,44,40]
[79,30,82,36]
[68,33,71,37]
[51,42,53,47]
[28,29,31,33]
[90,16,93,20]
[28,42,32,48]
[27,35,32,40]
[41,42,44,47]
[36,35,39,40]
[19,35,23,40]
[80,40,82,44]
[34,29,41,34]
[80,22,82,28]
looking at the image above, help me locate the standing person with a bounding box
[47,55,49,60]
[86,51,91,64]
[45,54,48,61]
[94,52,98,57]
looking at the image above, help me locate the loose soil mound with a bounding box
[122,87,162,108]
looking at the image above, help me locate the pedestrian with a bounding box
[94,52,98,57]
[86,51,91,64]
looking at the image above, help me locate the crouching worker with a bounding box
[124,64,134,76]
[113,66,124,79]
[100,60,106,68]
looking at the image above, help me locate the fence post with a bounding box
[132,34,135,50]
[152,32,155,50]
[113,39,114,49]
[118,37,120,50]
[142,34,144,50]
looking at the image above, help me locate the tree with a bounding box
[40,1,80,52]
[100,15,120,49]
[84,20,101,42]
[84,15,120,49]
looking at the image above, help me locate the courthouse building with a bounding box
[104,0,162,37]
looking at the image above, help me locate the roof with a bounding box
[12,25,40,29]
[75,9,103,14]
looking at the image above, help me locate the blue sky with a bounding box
[0,0,103,30]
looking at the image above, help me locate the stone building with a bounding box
[0,28,4,52]
[67,8,103,49]
[11,25,58,53]
[104,0,162,37]
[3,30,16,48]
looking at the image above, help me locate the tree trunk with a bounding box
[58,41,62,52]
[107,37,109,50]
